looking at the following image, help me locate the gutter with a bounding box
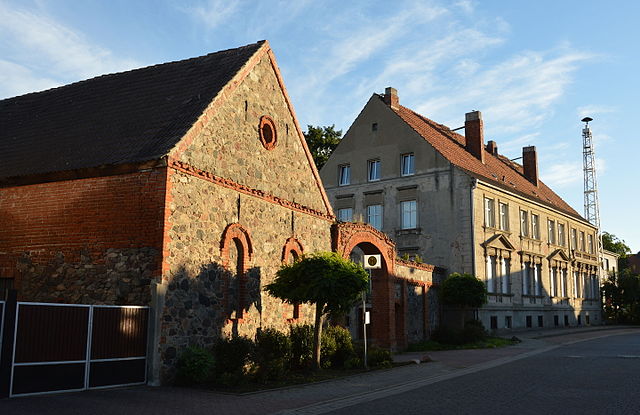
[470,177,477,276]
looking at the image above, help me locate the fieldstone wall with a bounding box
[406,284,425,343]
[159,169,332,380]
[177,54,328,214]
[16,247,158,305]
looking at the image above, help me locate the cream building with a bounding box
[321,87,601,331]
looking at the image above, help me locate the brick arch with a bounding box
[282,237,304,263]
[220,223,253,270]
[332,222,395,274]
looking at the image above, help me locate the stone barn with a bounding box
[0,41,440,383]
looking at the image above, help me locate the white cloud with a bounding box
[0,59,59,97]
[454,0,475,14]
[577,105,615,119]
[542,161,583,187]
[0,3,141,98]
[184,0,241,30]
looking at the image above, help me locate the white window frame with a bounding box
[338,164,350,186]
[579,231,585,251]
[366,204,383,230]
[484,197,495,228]
[548,220,556,244]
[531,214,540,239]
[588,234,594,254]
[499,202,509,231]
[400,200,417,229]
[367,159,381,181]
[337,208,353,222]
[520,210,529,237]
[401,153,415,176]
[571,228,577,250]
[558,223,566,246]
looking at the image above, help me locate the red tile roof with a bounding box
[384,96,586,222]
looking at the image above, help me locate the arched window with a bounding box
[221,223,253,320]
[282,237,304,321]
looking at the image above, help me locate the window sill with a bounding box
[396,228,421,236]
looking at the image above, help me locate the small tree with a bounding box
[265,252,368,369]
[440,273,487,328]
[303,125,342,169]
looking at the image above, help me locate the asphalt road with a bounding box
[328,332,640,415]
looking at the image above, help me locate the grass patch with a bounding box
[406,337,518,352]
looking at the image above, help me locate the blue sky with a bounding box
[1,0,638,252]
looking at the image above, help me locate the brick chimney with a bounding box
[486,140,498,155]
[383,87,399,109]
[523,146,539,186]
[465,111,485,163]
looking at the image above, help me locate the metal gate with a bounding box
[9,303,148,397]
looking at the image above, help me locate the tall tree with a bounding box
[303,125,342,170]
[602,232,632,258]
[265,252,367,368]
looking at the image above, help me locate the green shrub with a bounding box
[431,320,487,345]
[213,335,255,376]
[176,345,214,384]
[322,325,355,368]
[366,345,393,368]
[290,324,314,369]
[344,356,363,370]
[254,328,292,381]
[461,319,487,343]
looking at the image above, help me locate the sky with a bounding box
[1,0,638,252]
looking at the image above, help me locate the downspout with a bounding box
[470,177,477,276]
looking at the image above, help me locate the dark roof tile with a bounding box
[0,41,264,179]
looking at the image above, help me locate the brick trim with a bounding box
[281,237,304,263]
[168,157,334,222]
[394,276,434,288]
[332,222,396,274]
[395,258,445,274]
[220,223,253,321]
[258,115,278,150]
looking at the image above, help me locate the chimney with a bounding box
[383,87,399,109]
[465,111,485,163]
[523,146,539,186]
[486,140,498,155]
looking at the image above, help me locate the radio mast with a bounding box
[582,117,601,232]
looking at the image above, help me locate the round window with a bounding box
[259,115,277,150]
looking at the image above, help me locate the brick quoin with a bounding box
[0,169,167,284]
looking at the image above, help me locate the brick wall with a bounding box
[0,169,166,304]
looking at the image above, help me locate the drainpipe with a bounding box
[470,178,477,276]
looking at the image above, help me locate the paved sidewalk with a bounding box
[1,326,638,415]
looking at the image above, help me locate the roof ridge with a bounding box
[0,41,266,102]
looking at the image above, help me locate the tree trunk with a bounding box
[313,302,324,369]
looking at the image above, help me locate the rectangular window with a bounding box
[535,263,542,296]
[538,316,544,328]
[501,258,511,294]
[531,214,540,239]
[560,269,567,297]
[337,208,353,222]
[554,315,559,327]
[401,153,415,176]
[558,223,566,246]
[499,203,509,231]
[400,200,417,229]
[505,316,512,329]
[368,159,380,181]
[579,231,585,251]
[490,316,498,330]
[523,262,531,295]
[367,204,383,230]
[484,198,495,228]
[588,234,594,254]
[486,255,497,293]
[520,210,529,237]
[571,228,577,250]
[550,267,557,297]
[526,315,532,328]
[338,164,350,186]
[573,271,579,298]
[548,220,556,244]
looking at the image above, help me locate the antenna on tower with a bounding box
[582,116,600,231]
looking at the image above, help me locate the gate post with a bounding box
[147,281,167,386]
[0,289,17,399]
